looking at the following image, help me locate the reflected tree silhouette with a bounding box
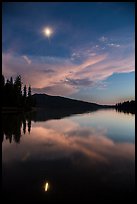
[116,108,135,115]
[2,113,31,144]
[28,119,31,134]
[23,119,26,135]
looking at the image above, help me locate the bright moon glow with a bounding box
[44,182,49,192]
[43,27,53,37]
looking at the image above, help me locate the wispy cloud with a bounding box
[99,36,108,42]
[107,43,120,48]
[33,83,78,96]
[98,36,121,49]
[70,45,98,62]
[65,78,94,87]
[2,46,134,96]
[22,55,32,64]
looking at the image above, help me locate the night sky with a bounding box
[2,2,135,105]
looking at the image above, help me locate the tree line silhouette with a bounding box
[116,100,135,114]
[2,75,35,111]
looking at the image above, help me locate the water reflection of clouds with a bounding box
[70,109,135,143]
[3,116,135,166]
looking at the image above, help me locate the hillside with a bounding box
[32,93,106,111]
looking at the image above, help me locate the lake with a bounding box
[2,109,135,202]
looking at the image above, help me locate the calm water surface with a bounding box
[2,109,135,202]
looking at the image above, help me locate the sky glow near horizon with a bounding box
[2,2,135,104]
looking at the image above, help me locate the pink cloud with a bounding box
[33,83,78,96]
[3,117,135,164]
[2,49,134,96]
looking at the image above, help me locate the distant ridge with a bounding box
[32,93,113,110]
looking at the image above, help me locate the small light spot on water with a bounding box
[44,182,49,192]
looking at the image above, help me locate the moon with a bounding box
[43,27,53,37]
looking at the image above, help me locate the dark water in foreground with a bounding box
[2,109,135,202]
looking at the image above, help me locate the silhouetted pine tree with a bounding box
[26,85,32,110]
[115,100,135,114]
[1,75,5,106]
[2,74,34,111]
[14,75,22,107]
[23,85,27,108]
[23,85,27,98]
